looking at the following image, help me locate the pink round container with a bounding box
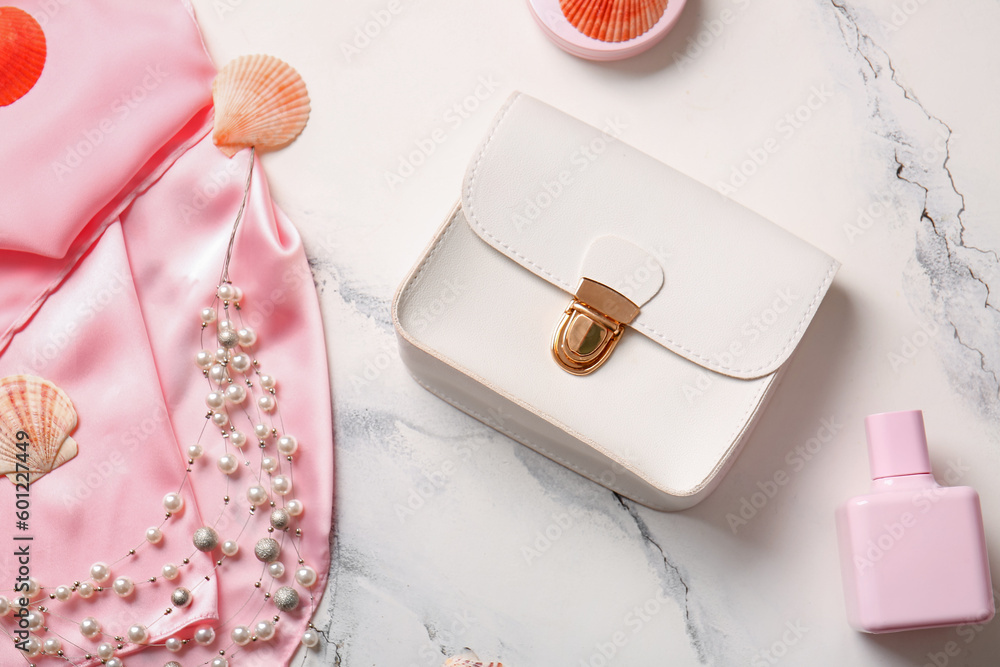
[526,0,687,61]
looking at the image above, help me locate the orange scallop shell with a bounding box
[0,6,47,106]
[560,0,669,42]
[212,54,311,157]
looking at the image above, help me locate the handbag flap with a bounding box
[461,93,838,380]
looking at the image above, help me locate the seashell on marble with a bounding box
[560,0,670,42]
[212,54,311,157]
[0,7,47,106]
[443,650,503,667]
[0,375,78,485]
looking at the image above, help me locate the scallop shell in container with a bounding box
[560,0,670,42]
[443,650,503,667]
[0,6,47,106]
[0,375,79,485]
[212,54,311,157]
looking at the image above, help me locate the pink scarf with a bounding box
[0,2,333,665]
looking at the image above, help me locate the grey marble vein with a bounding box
[828,0,1000,422]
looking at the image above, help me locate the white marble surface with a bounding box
[191,1,1000,664]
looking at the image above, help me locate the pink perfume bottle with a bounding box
[836,410,995,633]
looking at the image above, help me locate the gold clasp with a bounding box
[551,278,639,376]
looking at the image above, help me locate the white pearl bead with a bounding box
[201,307,217,324]
[261,455,278,473]
[268,562,285,578]
[21,636,41,657]
[163,492,184,513]
[112,576,134,597]
[277,435,298,455]
[194,625,216,645]
[254,423,270,439]
[302,628,320,648]
[229,430,247,448]
[90,562,111,583]
[212,658,230,667]
[286,499,304,516]
[80,616,101,638]
[106,658,123,667]
[259,374,276,390]
[218,318,233,332]
[146,526,163,544]
[221,540,239,557]
[165,636,183,652]
[27,576,41,598]
[209,363,227,382]
[231,625,251,645]
[196,349,215,369]
[54,585,72,601]
[224,383,246,404]
[247,485,268,505]
[217,454,239,475]
[230,353,251,372]
[258,394,276,412]
[217,283,237,301]
[187,443,204,460]
[215,347,229,363]
[211,410,229,427]
[162,563,179,580]
[77,582,94,598]
[26,609,44,629]
[127,623,148,644]
[0,596,8,616]
[206,391,225,409]
[271,474,292,496]
[237,327,257,346]
[43,637,62,654]
[255,619,275,641]
[97,642,115,659]
[295,565,318,588]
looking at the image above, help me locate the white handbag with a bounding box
[392,93,839,511]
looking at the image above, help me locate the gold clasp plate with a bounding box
[551,278,639,376]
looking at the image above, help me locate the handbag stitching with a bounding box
[399,205,465,303]
[463,94,838,378]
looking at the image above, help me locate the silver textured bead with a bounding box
[166,662,183,667]
[218,328,239,348]
[193,526,220,552]
[270,508,291,530]
[171,587,192,608]
[254,537,281,563]
[273,586,299,612]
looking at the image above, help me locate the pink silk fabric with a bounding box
[0,2,333,666]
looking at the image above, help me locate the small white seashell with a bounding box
[442,650,504,667]
[0,375,79,485]
[212,54,311,157]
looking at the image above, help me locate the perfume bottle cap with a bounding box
[865,410,933,479]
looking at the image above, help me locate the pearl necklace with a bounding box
[1,149,325,666]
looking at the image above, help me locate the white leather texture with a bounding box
[393,93,838,510]
[578,235,663,307]
[462,93,839,380]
